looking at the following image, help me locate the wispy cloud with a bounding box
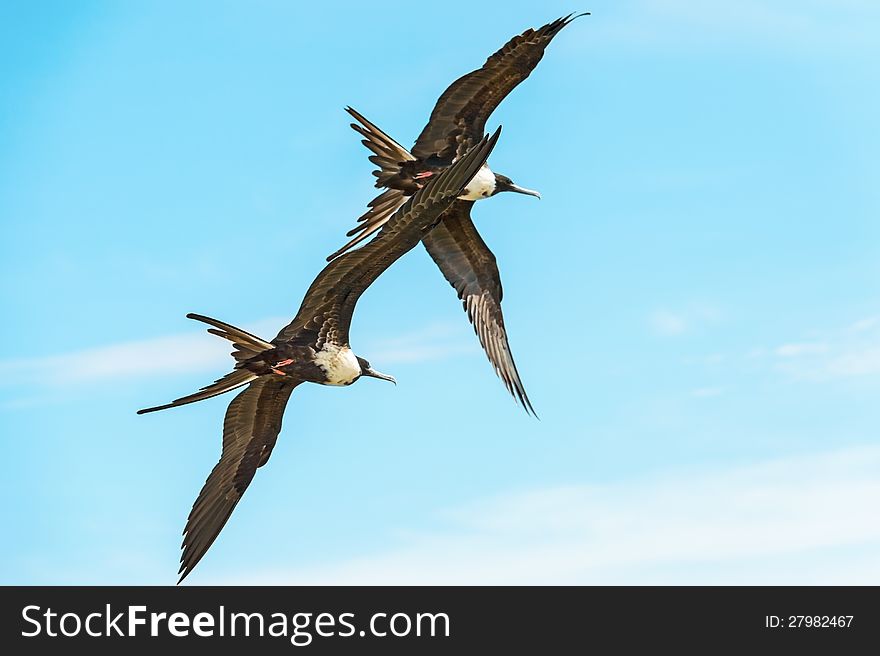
[582,0,880,53]
[650,310,688,336]
[0,318,284,387]
[364,322,475,365]
[211,445,880,585]
[649,305,722,337]
[691,386,722,398]
[822,347,880,379]
[769,316,880,381]
[774,342,828,358]
[683,315,880,384]
[850,316,880,333]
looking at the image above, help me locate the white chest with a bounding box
[458,164,496,201]
[314,344,361,385]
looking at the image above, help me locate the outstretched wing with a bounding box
[274,129,501,348]
[412,13,586,164]
[422,200,535,415]
[178,376,299,582]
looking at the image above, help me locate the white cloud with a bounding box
[774,342,828,357]
[0,332,224,386]
[209,445,880,585]
[364,322,475,365]
[769,319,880,381]
[650,305,721,337]
[0,317,284,386]
[850,316,880,333]
[581,0,880,52]
[824,347,880,378]
[650,310,688,336]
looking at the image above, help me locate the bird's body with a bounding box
[326,13,587,414]
[312,343,363,385]
[138,131,500,582]
[459,164,498,200]
[236,342,360,385]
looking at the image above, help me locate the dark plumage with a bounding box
[327,13,587,414]
[138,130,500,582]
[411,12,588,164]
[422,199,533,413]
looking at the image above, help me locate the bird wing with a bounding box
[411,13,585,164]
[178,376,300,582]
[422,200,535,415]
[329,14,583,261]
[326,107,416,261]
[275,129,501,348]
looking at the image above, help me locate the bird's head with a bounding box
[493,173,541,199]
[356,356,396,385]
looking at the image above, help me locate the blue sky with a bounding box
[1,0,879,584]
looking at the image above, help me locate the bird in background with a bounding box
[138,131,500,582]
[327,13,589,416]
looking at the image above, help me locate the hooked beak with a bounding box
[362,367,396,385]
[506,183,541,199]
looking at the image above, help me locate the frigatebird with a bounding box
[327,13,587,416]
[138,130,500,582]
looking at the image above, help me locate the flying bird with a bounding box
[327,12,588,415]
[138,130,500,582]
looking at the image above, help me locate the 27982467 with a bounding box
[765,615,854,628]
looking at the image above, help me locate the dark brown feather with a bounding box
[411,13,585,163]
[275,129,500,348]
[137,369,257,414]
[329,15,581,263]
[153,134,500,583]
[326,188,408,260]
[178,376,299,582]
[422,200,535,415]
[325,107,421,261]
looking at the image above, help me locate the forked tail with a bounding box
[325,107,417,261]
[346,105,415,187]
[137,313,274,414]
